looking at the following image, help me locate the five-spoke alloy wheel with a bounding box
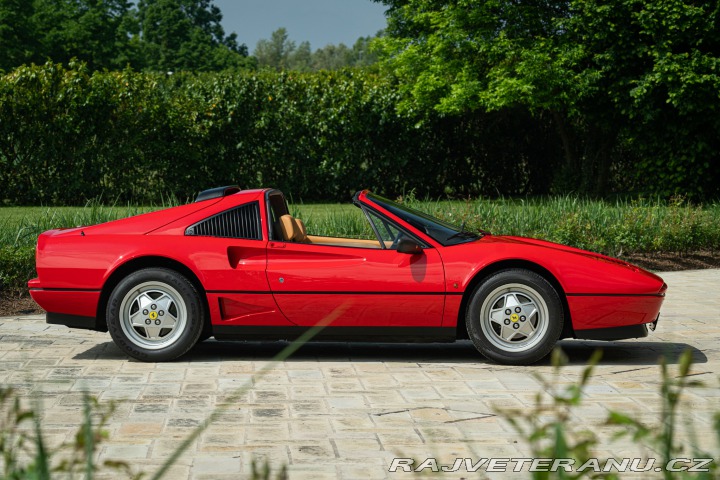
[466,269,563,365]
[107,268,205,361]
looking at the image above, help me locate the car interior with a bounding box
[275,214,385,249]
[267,190,422,250]
[266,190,411,249]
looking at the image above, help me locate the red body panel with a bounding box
[266,240,445,326]
[29,188,666,340]
[208,293,292,326]
[29,289,100,318]
[567,295,664,329]
[433,236,665,330]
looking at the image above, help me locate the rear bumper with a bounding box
[29,283,103,331]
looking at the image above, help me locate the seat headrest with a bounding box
[277,215,297,242]
[294,218,307,237]
[277,214,310,243]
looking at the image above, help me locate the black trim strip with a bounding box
[575,323,650,341]
[567,293,665,298]
[276,291,448,296]
[207,290,453,296]
[46,312,105,331]
[212,325,456,343]
[207,290,273,294]
[30,287,101,292]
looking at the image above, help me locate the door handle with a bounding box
[269,242,286,248]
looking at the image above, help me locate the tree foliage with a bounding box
[0,0,252,72]
[254,28,381,72]
[374,0,720,199]
[136,0,253,72]
[0,0,38,69]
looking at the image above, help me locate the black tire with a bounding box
[106,268,204,361]
[197,332,213,342]
[466,269,563,365]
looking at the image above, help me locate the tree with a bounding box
[1,0,137,71]
[31,0,137,70]
[0,0,39,71]
[374,0,590,188]
[288,40,312,71]
[568,0,720,198]
[374,0,720,197]
[255,28,383,72]
[0,0,252,72]
[311,43,352,71]
[350,34,381,68]
[136,0,252,71]
[254,27,296,70]
[312,35,382,70]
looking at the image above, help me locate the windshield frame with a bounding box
[360,192,481,246]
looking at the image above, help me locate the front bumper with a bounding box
[567,293,665,331]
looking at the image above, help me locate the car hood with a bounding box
[494,235,639,268]
[457,234,666,295]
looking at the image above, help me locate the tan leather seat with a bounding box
[294,218,308,239]
[277,214,381,248]
[277,215,309,243]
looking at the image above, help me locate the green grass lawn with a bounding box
[2,196,719,295]
[2,197,720,254]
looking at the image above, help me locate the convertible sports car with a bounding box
[29,187,666,365]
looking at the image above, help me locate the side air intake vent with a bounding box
[186,202,262,239]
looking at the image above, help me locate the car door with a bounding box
[265,209,446,328]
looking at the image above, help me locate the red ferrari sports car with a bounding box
[29,187,666,365]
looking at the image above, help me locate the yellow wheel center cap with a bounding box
[510,314,519,322]
[149,311,158,320]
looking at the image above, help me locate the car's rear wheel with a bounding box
[107,268,204,361]
[466,269,563,365]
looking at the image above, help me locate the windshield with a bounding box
[366,193,481,246]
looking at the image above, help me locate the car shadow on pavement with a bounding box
[75,339,707,366]
[558,340,708,366]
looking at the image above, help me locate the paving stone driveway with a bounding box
[1,269,718,479]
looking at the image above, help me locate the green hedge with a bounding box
[0,246,34,297]
[0,62,561,205]
[2,62,717,206]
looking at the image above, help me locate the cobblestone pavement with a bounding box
[1,269,718,479]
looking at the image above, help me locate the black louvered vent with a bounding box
[186,202,261,239]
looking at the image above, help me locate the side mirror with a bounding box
[397,238,423,255]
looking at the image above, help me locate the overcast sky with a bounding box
[212,0,388,53]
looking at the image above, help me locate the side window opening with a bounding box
[185,201,262,240]
[267,192,290,240]
[361,207,426,250]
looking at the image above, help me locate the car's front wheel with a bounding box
[466,269,563,365]
[106,268,204,361]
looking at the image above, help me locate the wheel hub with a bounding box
[479,283,550,353]
[118,281,187,350]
